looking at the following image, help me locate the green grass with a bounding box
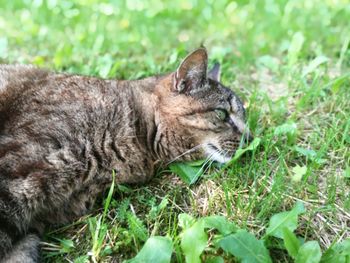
[1,0,350,262]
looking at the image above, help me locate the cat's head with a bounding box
[154,48,252,163]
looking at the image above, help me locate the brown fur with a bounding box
[0,48,250,262]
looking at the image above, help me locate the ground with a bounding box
[0,0,349,262]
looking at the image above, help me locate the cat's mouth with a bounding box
[204,143,232,164]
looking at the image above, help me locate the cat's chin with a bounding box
[203,145,232,164]
[211,152,232,163]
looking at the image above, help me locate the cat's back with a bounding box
[0,65,51,110]
[0,64,119,105]
[0,64,33,89]
[0,64,123,138]
[0,64,49,91]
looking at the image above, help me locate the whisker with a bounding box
[195,149,217,177]
[202,148,228,175]
[166,143,205,165]
[202,155,217,174]
[201,149,216,167]
[196,148,221,177]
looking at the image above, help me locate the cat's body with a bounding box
[0,49,250,262]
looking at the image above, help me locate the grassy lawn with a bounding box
[1,0,350,262]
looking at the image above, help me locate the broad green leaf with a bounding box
[296,241,322,263]
[169,162,204,185]
[291,165,307,182]
[202,215,237,235]
[282,227,300,258]
[294,146,317,159]
[274,123,297,136]
[56,238,74,253]
[218,230,272,263]
[180,219,208,263]
[265,201,305,239]
[225,137,261,167]
[206,256,225,263]
[187,159,206,166]
[288,32,305,66]
[321,238,350,263]
[178,213,196,230]
[294,146,326,165]
[126,236,173,263]
[302,56,329,77]
[60,239,74,253]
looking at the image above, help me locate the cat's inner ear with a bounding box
[208,63,221,82]
[174,48,208,93]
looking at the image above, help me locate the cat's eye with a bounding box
[215,109,228,121]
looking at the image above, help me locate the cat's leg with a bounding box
[0,229,13,258]
[2,234,40,263]
[0,193,41,262]
[0,182,39,260]
[56,179,112,223]
[0,194,26,258]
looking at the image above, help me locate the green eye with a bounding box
[215,109,228,121]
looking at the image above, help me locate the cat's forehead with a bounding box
[191,80,227,99]
[193,80,244,112]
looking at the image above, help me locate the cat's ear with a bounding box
[208,62,221,82]
[174,48,208,93]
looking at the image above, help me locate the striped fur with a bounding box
[0,48,249,261]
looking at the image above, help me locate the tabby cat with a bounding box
[0,48,251,262]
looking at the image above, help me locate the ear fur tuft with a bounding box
[174,48,208,93]
[208,62,221,82]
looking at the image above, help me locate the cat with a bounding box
[0,48,251,262]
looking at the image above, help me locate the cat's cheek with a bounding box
[176,116,216,130]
